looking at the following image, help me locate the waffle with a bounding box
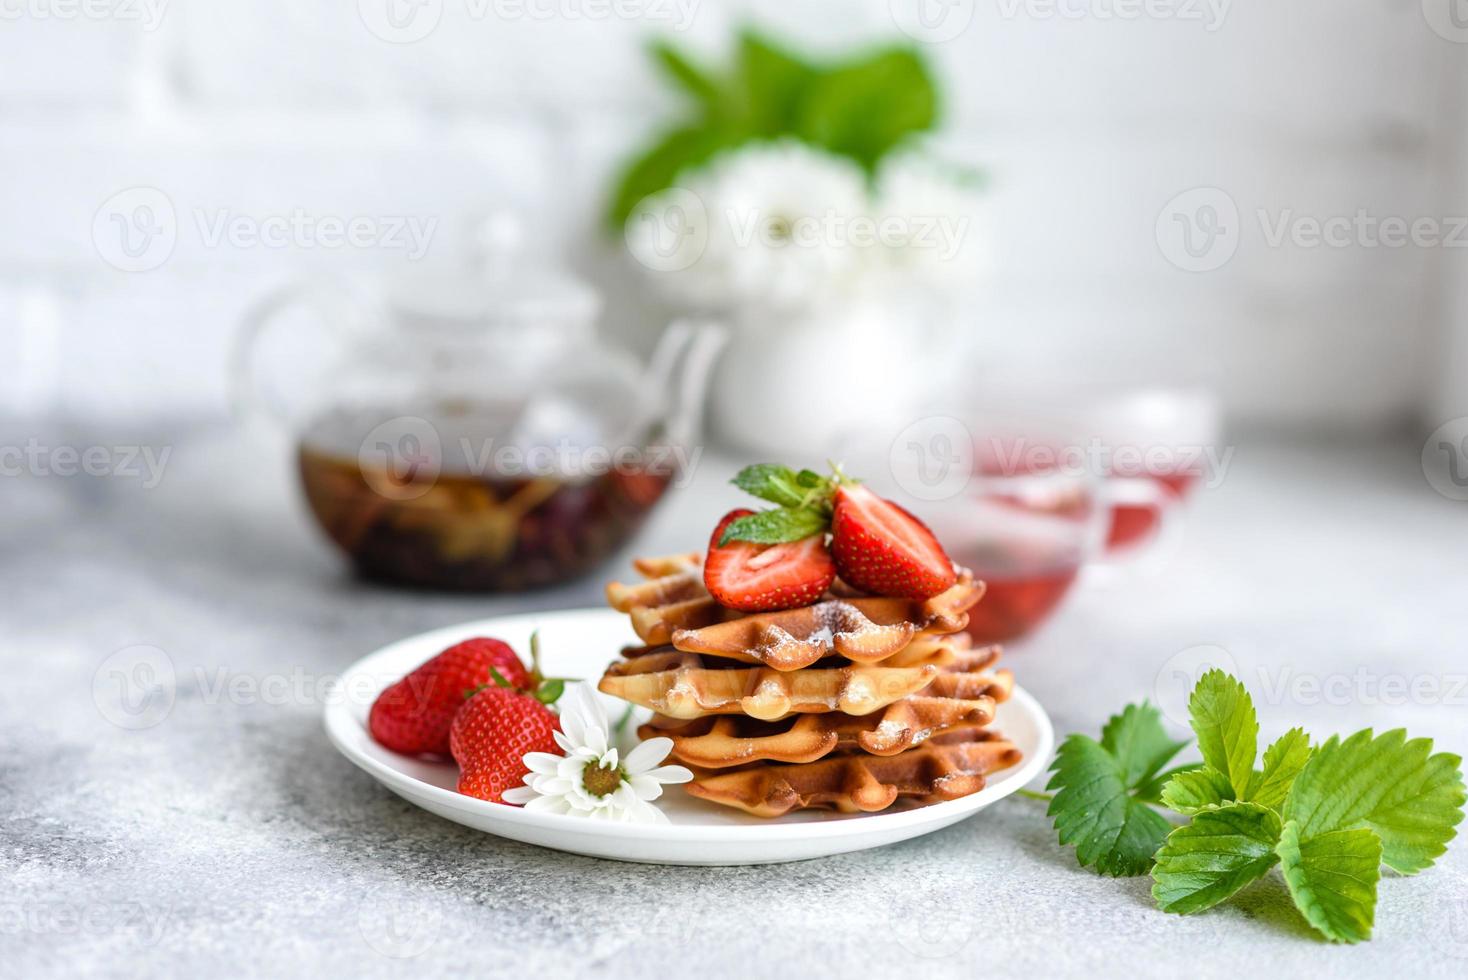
[639,694,1000,767]
[669,584,984,670]
[605,554,984,663]
[683,726,1023,817]
[639,643,1013,766]
[597,649,942,720]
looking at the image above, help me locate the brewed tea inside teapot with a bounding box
[235,250,724,591]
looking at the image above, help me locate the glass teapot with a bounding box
[233,252,724,592]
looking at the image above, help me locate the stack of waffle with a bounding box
[597,555,1023,818]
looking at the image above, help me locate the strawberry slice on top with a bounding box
[830,483,957,600]
[704,509,836,612]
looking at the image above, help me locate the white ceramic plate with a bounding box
[324,608,1054,866]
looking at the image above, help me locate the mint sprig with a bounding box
[718,463,851,546]
[1041,668,1465,944]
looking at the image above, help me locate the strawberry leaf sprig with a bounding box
[1042,670,1466,943]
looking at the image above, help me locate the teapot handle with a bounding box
[229,278,380,430]
[643,319,728,447]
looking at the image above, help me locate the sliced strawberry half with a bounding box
[830,484,957,599]
[703,509,836,612]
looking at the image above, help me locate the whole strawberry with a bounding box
[369,637,530,757]
[451,682,562,803]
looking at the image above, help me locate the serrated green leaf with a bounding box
[1283,729,1465,874]
[1276,820,1381,944]
[1046,732,1176,877]
[731,464,806,508]
[1099,702,1190,786]
[1160,767,1235,815]
[1246,727,1313,809]
[1134,763,1204,805]
[1189,670,1259,797]
[719,506,829,545]
[1151,803,1282,914]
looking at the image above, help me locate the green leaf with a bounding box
[1189,670,1259,797]
[1276,820,1382,944]
[1246,727,1313,809]
[1151,803,1282,914]
[1100,702,1190,786]
[731,464,808,508]
[649,39,722,106]
[534,678,565,705]
[1160,767,1235,815]
[1046,719,1185,877]
[719,506,829,545]
[1283,729,1465,874]
[795,48,937,172]
[1134,763,1204,805]
[733,31,817,135]
[606,124,737,228]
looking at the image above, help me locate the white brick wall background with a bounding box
[2,0,1466,430]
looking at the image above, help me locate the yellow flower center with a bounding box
[582,761,624,798]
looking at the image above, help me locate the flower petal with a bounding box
[623,737,673,774]
[524,794,571,815]
[628,774,665,802]
[501,786,537,805]
[646,764,694,785]
[523,752,563,775]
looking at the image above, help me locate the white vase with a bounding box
[709,298,942,457]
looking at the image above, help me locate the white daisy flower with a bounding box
[502,684,692,823]
[636,138,871,313]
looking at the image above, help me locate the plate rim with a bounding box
[323,607,1055,843]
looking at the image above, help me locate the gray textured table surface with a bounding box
[4,422,1467,978]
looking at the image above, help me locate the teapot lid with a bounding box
[384,213,600,331]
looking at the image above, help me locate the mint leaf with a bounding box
[1246,727,1313,809]
[1160,767,1234,815]
[719,506,828,545]
[1047,703,1189,877]
[1276,820,1382,944]
[1189,669,1258,797]
[1283,729,1465,874]
[731,464,808,508]
[1151,803,1282,914]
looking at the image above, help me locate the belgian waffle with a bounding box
[640,693,1003,767]
[682,727,1024,817]
[605,554,984,665]
[597,649,941,720]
